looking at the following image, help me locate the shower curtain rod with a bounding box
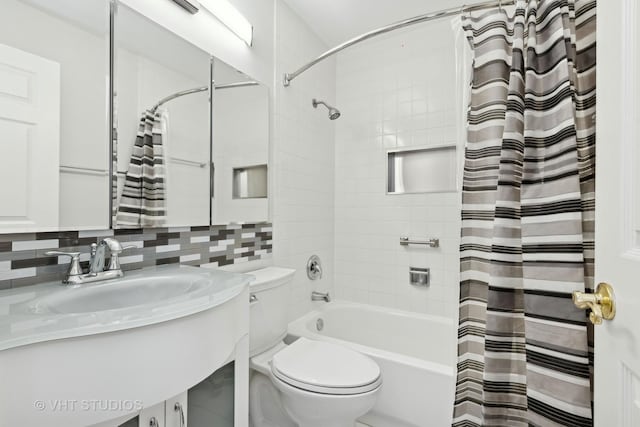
[150,80,260,112]
[282,0,516,87]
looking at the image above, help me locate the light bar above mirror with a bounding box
[199,0,253,46]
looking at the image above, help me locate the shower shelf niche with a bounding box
[386,144,457,194]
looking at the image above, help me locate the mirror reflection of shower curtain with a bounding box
[115,110,167,228]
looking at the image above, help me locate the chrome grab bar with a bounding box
[399,236,440,248]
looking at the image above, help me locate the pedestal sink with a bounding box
[0,265,252,427]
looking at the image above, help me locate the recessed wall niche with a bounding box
[387,145,457,194]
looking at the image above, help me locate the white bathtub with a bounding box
[288,301,456,427]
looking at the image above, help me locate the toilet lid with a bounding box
[270,338,381,395]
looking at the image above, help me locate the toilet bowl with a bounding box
[247,267,381,427]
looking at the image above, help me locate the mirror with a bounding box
[112,4,269,228]
[0,0,110,232]
[212,59,269,224]
[0,0,270,233]
[112,3,212,228]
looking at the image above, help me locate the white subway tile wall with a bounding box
[333,20,464,317]
[272,1,337,322]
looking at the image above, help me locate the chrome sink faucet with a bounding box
[89,242,105,275]
[46,237,135,285]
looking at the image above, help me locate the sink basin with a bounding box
[0,264,253,427]
[28,272,212,314]
[0,265,252,349]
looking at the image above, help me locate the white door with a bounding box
[0,43,60,232]
[594,1,640,426]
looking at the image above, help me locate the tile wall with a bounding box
[0,223,272,289]
[272,0,337,321]
[333,20,466,317]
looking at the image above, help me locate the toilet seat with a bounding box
[270,338,381,395]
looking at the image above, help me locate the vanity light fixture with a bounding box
[199,0,253,46]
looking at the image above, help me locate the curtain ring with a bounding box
[498,0,503,12]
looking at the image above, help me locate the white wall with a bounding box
[272,1,337,321]
[333,20,464,317]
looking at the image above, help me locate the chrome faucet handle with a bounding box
[45,251,83,281]
[307,255,323,280]
[106,244,136,271]
[99,237,124,253]
[98,237,124,271]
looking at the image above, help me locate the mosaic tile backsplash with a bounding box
[0,223,272,290]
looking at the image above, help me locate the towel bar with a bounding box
[399,237,440,248]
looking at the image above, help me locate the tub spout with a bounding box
[311,291,331,303]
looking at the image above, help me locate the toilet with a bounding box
[248,267,382,427]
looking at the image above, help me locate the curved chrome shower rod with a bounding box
[150,80,260,112]
[151,87,208,113]
[282,0,516,87]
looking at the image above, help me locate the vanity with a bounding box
[0,264,252,427]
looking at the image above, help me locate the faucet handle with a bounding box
[45,251,83,279]
[106,244,136,271]
[99,237,123,253]
[307,255,323,280]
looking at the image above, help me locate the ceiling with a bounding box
[281,0,488,47]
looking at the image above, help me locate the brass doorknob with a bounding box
[572,282,616,325]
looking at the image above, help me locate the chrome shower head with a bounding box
[312,98,341,120]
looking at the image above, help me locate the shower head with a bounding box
[312,98,341,120]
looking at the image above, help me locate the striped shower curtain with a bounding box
[115,111,167,227]
[453,1,596,426]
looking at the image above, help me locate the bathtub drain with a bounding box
[316,318,324,331]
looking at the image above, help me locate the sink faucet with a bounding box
[93,238,129,273]
[311,291,331,303]
[46,238,135,285]
[89,242,105,275]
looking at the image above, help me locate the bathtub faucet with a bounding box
[311,291,331,303]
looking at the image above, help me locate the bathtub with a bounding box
[287,301,456,427]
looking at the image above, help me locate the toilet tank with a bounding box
[249,267,296,356]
